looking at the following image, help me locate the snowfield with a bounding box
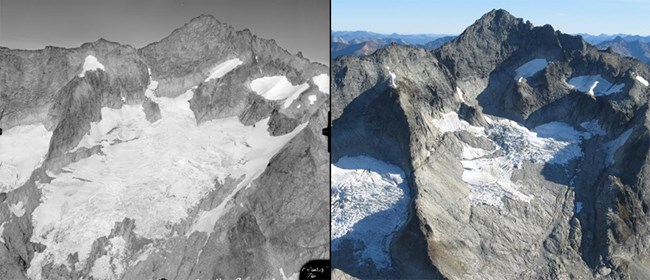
[331,156,410,270]
[603,129,633,166]
[635,75,649,87]
[0,124,52,192]
[79,55,105,77]
[28,76,306,279]
[204,58,243,82]
[514,58,548,80]
[249,76,310,108]
[567,75,624,96]
[431,112,484,135]
[433,113,597,207]
[312,74,330,94]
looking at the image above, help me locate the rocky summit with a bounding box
[332,9,650,279]
[0,14,329,279]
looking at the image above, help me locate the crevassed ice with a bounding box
[433,112,594,207]
[0,124,52,192]
[28,85,306,278]
[331,155,409,270]
[514,58,548,81]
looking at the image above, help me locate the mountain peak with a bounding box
[190,14,219,24]
[472,9,527,32]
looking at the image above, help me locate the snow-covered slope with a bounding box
[0,124,52,192]
[249,76,310,108]
[28,82,307,278]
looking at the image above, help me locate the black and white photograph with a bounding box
[0,0,329,279]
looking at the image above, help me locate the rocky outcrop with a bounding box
[332,8,650,279]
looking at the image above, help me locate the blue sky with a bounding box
[332,0,650,35]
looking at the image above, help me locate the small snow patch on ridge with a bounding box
[388,71,397,88]
[204,58,243,82]
[308,95,317,105]
[514,58,548,81]
[79,55,105,77]
[456,87,465,102]
[636,75,649,87]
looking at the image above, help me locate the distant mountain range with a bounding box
[596,37,650,64]
[332,30,650,65]
[331,31,455,59]
[331,31,452,45]
[577,33,650,45]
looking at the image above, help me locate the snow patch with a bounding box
[514,58,548,80]
[249,76,310,108]
[331,156,409,270]
[603,129,633,166]
[0,222,5,243]
[567,75,625,96]
[431,112,484,136]
[0,124,52,192]
[580,120,606,136]
[636,75,649,87]
[575,202,584,213]
[9,200,25,217]
[388,71,397,88]
[79,55,105,77]
[29,87,306,276]
[204,58,243,82]
[456,87,465,103]
[308,95,317,105]
[312,74,330,94]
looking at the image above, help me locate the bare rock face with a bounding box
[332,8,650,280]
[0,14,328,280]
